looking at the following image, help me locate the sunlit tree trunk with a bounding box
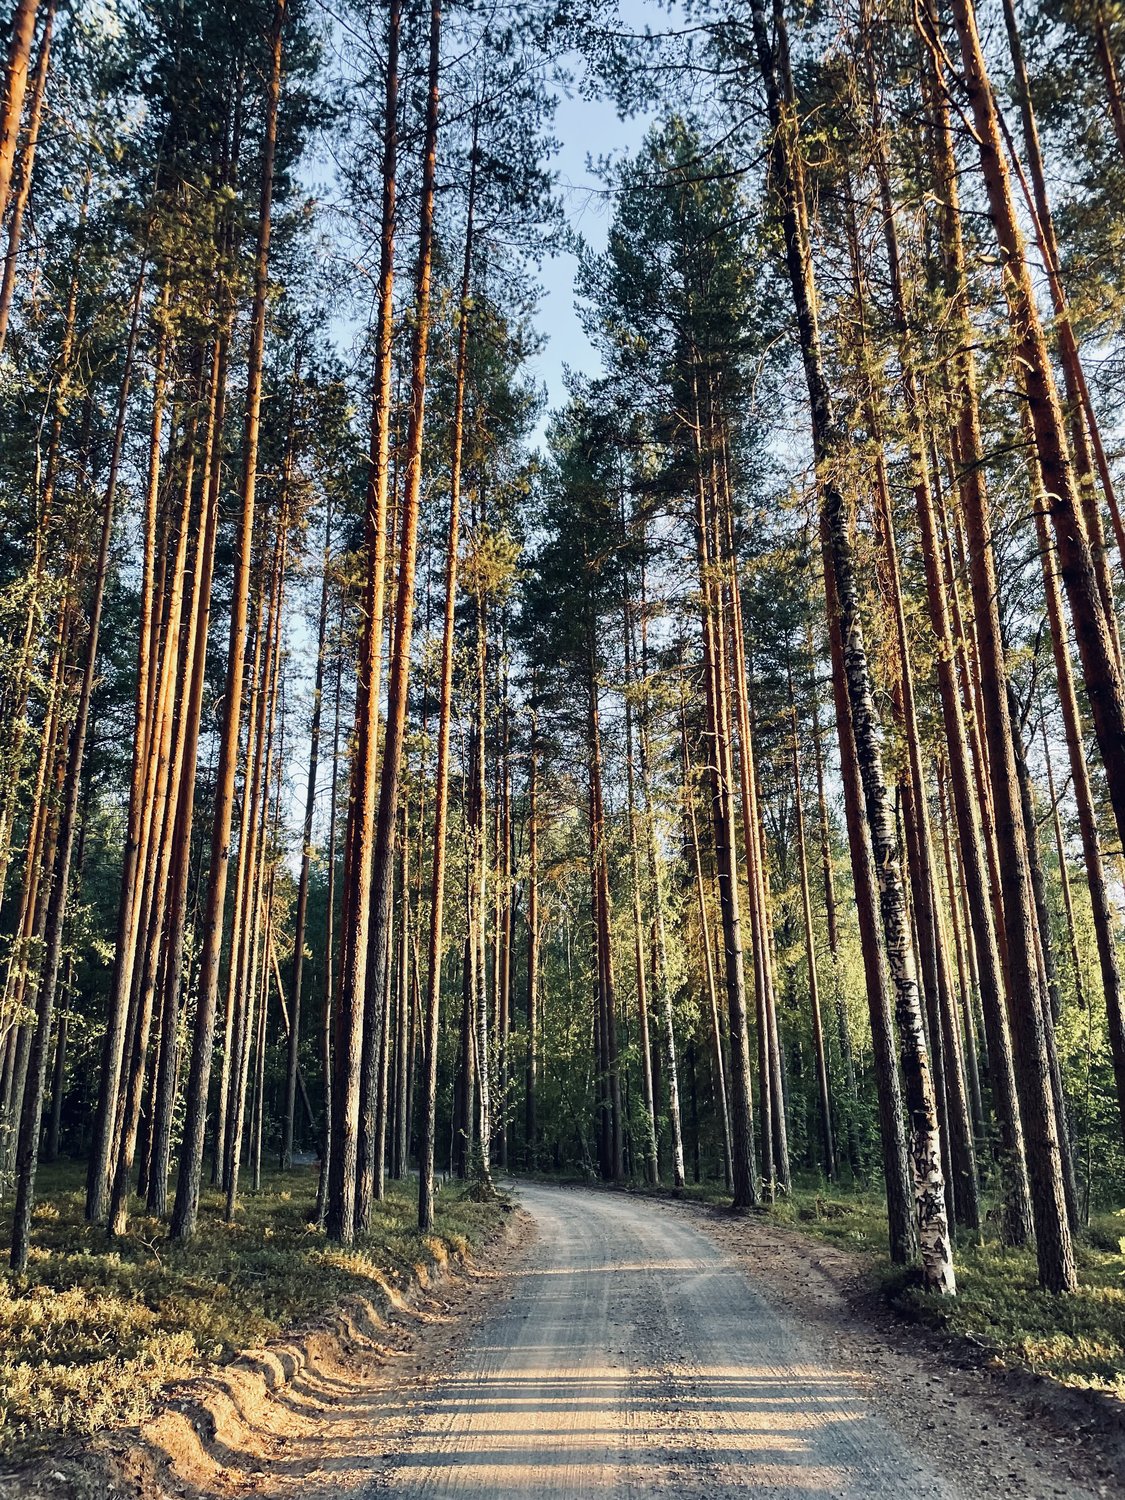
[329,0,401,1245]
[622,550,658,1185]
[944,0,1125,867]
[688,373,757,1208]
[227,519,286,1220]
[147,335,226,1216]
[920,51,1034,1245]
[219,536,274,1189]
[0,0,54,356]
[750,0,952,1291]
[0,0,41,225]
[418,141,473,1220]
[588,654,623,1183]
[808,639,860,1171]
[9,259,140,1264]
[393,795,413,1180]
[720,467,786,1196]
[637,549,685,1187]
[352,0,441,1238]
[919,0,1078,1292]
[316,639,344,1228]
[0,164,89,925]
[497,682,512,1170]
[525,693,540,1168]
[171,0,285,1241]
[856,38,984,1229]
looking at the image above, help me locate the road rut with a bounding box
[375,1183,954,1498]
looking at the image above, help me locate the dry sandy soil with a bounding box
[6,1182,1124,1499]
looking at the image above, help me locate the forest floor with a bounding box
[3,1180,1121,1499]
[0,1163,507,1467]
[3,1176,1125,1498]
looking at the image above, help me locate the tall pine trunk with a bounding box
[922,0,1077,1292]
[788,669,834,1181]
[284,494,330,1169]
[749,0,952,1292]
[327,0,400,1245]
[350,0,441,1238]
[944,0,1125,867]
[418,165,472,1220]
[9,261,138,1264]
[525,694,540,1168]
[0,0,40,225]
[0,0,54,355]
[171,0,285,1241]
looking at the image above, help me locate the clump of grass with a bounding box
[0,1162,504,1454]
[782,1179,1125,1397]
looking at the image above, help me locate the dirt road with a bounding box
[82,1182,1106,1499]
[376,1183,954,1497]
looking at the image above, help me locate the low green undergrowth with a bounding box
[0,1162,504,1453]
[777,1181,1125,1397]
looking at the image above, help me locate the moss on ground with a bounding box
[0,1162,505,1453]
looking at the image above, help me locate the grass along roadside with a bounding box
[766,1183,1125,1398]
[0,1162,506,1455]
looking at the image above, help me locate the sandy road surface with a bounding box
[374,1183,954,1498]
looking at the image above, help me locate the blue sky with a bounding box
[527,8,661,426]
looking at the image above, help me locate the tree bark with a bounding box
[637,550,686,1188]
[680,686,733,1192]
[721,471,788,1196]
[328,0,400,1245]
[525,694,540,1169]
[284,493,330,1169]
[921,0,1079,1291]
[350,0,441,1238]
[622,549,658,1186]
[789,669,834,1181]
[588,659,623,1183]
[750,0,951,1290]
[0,0,40,226]
[687,375,757,1208]
[171,0,285,1241]
[0,0,54,355]
[146,335,226,1215]
[920,41,1035,1244]
[417,165,473,1220]
[9,276,132,1265]
[316,638,344,1228]
[943,0,1125,867]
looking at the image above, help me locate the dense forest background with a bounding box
[2,0,1125,1310]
